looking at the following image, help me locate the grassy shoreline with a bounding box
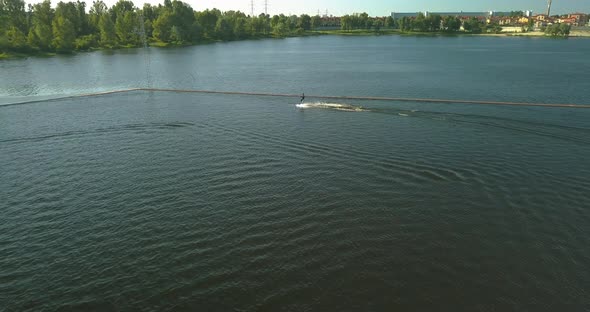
[0,32,323,59]
[321,29,590,38]
[315,29,401,36]
[0,51,57,59]
[2,29,588,60]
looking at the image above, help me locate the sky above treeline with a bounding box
[24,0,590,16]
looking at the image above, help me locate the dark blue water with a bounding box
[1,36,590,311]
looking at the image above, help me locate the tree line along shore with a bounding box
[0,0,577,59]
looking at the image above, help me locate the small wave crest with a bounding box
[296,102,367,112]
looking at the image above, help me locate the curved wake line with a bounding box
[0,89,144,107]
[1,87,590,109]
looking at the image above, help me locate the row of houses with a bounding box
[390,11,589,27]
[540,13,588,26]
[390,11,532,20]
[497,13,589,27]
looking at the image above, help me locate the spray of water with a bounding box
[138,13,152,88]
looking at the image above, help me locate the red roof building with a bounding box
[568,13,588,26]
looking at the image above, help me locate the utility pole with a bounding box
[264,0,268,15]
[250,0,254,16]
[547,0,552,16]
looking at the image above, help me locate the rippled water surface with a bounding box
[1,36,590,311]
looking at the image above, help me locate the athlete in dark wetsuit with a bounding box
[300,93,305,103]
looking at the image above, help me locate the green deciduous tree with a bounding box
[5,26,28,51]
[560,23,571,36]
[74,34,96,50]
[545,23,571,36]
[170,25,181,42]
[115,10,138,45]
[487,24,502,34]
[0,0,28,52]
[463,17,483,33]
[426,14,441,31]
[215,16,232,40]
[169,0,196,42]
[98,13,116,46]
[359,12,369,29]
[259,13,270,34]
[311,15,321,30]
[365,18,373,30]
[373,19,383,32]
[152,11,171,41]
[195,9,219,39]
[442,16,461,32]
[399,16,411,31]
[29,0,54,50]
[249,16,262,34]
[233,17,247,39]
[411,13,427,32]
[54,1,83,38]
[340,15,351,31]
[1,0,27,32]
[272,21,288,37]
[52,15,75,51]
[298,14,311,31]
[111,0,134,20]
[89,0,107,33]
[385,16,395,29]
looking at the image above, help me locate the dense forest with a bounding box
[0,0,488,56]
[0,0,334,54]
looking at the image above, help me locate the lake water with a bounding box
[1,36,590,311]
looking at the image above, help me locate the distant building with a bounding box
[391,11,492,19]
[568,13,588,26]
[390,12,423,19]
[497,17,515,26]
[429,11,494,18]
[557,17,578,25]
[534,14,549,21]
[518,16,532,25]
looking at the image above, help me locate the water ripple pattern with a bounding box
[1,91,590,311]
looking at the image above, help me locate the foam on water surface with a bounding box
[296,102,367,112]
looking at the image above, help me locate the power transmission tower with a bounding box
[264,0,268,15]
[250,0,254,16]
